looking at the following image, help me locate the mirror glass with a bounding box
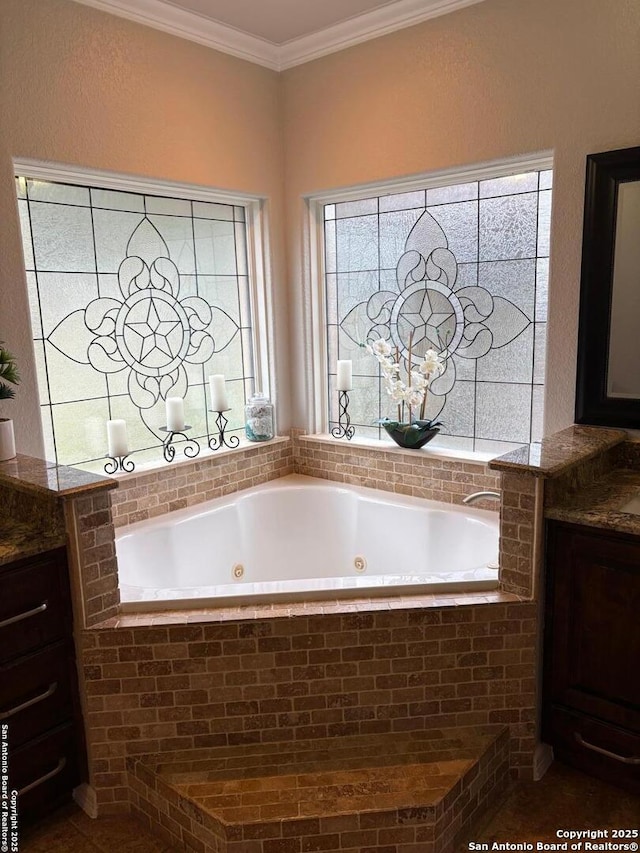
[606,179,640,398]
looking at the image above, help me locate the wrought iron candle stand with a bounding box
[208,410,240,451]
[104,454,135,474]
[159,426,201,463]
[331,391,355,440]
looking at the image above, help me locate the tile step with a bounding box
[129,726,510,853]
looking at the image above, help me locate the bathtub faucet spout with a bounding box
[463,490,500,505]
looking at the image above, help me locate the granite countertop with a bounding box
[0,454,117,498]
[545,467,640,536]
[0,519,66,567]
[489,425,626,478]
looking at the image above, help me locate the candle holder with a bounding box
[104,454,135,475]
[208,410,240,451]
[331,391,355,440]
[159,426,200,463]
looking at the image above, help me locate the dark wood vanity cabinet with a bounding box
[543,521,640,792]
[0,548,85,823]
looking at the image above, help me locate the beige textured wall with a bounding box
[0,0,287,456]
[2,0,640,453]
[281,0,640,433]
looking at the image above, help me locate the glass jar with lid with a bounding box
[245,392,274,442]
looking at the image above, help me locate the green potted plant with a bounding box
[0,341,19,461]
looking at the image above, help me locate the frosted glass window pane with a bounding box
[537,190,552,257]
[193,201,234,220]
[15,177,27,199]
[535,257,549,321]
[194,219,237,275]
[475,382,532,443]
[379,209,422,268]
[92,209,144,273]
[16,174,256,469]
[234,206,245,223]
[18,201,34,270]
[145,196,191,216]
[479,172,538,198]
[30,202,95,272]
[336,198,377,218]
[27,180,90,206]
[324,204,336,221]
[479,193,538,261]
[427,182,477,205]
[324,166,551,451]
[45,341,108,403]
[437,380,475,437]
[533,322,546,384]
[531,385,544,441]
[38,272,99,337]
[428,201,478,263]
[478,259,535,317]
[26,272,42,338]
[336,215,378,272]
[324,221,337,273]
[52,399,111,465]
[198,276,240,324]
[235,223,248,276]
[476,325,534,383]
[326,274,337,324]
[379,190,425,213]
[91,188,145,212]
[149,214,196,274]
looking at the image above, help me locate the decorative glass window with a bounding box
[16,173,262,471]
[323,166,552,454]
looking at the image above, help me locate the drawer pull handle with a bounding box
[18,757,66,797]
[0,601,48,629]
[0,682,58,721]
[574,732,640,765]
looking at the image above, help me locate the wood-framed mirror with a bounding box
[575,145,640,427]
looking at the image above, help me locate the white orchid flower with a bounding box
[371,338,392,358]
[420,349,444,377]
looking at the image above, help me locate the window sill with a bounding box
[299,433,497,466]
[104,435,290,482]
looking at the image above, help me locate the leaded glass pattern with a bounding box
[325,169,552,454]
[16,176,255,470]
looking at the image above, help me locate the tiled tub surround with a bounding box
[80,600,537,817]
[115,475,500,610]
[110,438,294,528]
[127,726,510,853]
[294,435,501,507]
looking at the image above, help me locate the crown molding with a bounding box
[278,0,487,69]
[71,0,281,69]
[71,0,487,71]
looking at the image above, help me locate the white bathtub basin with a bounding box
[116,474,499,610]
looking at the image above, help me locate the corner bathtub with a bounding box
[116,474,499,611]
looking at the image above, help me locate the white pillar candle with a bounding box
[106,419,128,457]
[166,397,185,432]
[336,360,353,391]
[208,374,228,411]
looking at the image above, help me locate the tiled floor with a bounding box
[458,762,640,847]
[19,761,640,852]
[19,804,180,852]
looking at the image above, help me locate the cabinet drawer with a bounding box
[10,723,80,824]
[547,706,640,794]
[0,550,71,663]
[0,641,76,749]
